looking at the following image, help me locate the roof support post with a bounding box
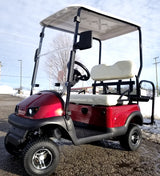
[136,27,143,98]
[64,8,81,120]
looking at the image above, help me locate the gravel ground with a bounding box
[0,94,160,176]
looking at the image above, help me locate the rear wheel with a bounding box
[119,124,142,151]
[23,138,59,176]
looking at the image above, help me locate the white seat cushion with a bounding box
[70,94,128,106]
[91,60,135,81]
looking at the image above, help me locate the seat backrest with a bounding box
[91,60,136,81]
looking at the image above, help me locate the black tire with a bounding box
[4,133,21,156]
[119,124,142,151]
[23,138,59,176]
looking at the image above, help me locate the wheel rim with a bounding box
[32,148,53,170]
[131,131,140,145]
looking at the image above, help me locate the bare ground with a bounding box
[0,94,160,176]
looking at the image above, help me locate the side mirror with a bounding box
[74,31,92,50]
[34,84,39,87]
[55,83,60,87]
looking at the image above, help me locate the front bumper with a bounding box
[7,113,67,146]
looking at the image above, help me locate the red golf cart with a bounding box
[5,5,155,176]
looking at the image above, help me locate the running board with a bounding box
[76,132,114,145]
[73,126,127,145]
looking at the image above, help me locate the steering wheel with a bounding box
[72,61,90,86]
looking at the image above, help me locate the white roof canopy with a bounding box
[40,5,140,40]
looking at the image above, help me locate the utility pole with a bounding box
[18,60,22,92]
[0,61,2,80]
[153,57,160,96]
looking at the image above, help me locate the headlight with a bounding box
[26,107,39,117]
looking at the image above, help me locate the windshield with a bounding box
[33,28,71,93]
[32,26,139,95]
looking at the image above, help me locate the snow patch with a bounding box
[139,97,160,119]
[0,85,16,94]
[141,118,160,143]
[0,85,30,97]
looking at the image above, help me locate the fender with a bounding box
[125,111,143,128]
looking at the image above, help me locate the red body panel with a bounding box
[16,90,140,128]
[69,103,140,128]
[17,91,64,119]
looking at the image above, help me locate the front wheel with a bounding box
[23,138,59,176]
[119,124,142,151]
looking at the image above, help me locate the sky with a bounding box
[0,0,160,90]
